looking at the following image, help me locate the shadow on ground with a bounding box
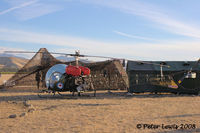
[0,88,199,102]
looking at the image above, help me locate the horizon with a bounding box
[0,0,200,61]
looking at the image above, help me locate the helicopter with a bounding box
[43,51,95,97]
[4,49,172,97]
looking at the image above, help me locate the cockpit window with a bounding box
[45,64,67,88]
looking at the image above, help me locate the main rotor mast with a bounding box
[75,50,80,67]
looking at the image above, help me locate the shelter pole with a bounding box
[160,65,163,81]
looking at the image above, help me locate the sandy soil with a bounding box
[0,90,200,133]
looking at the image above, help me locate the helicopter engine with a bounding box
[45,64,92,93]
[66,65,90,76]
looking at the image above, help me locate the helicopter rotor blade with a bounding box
[4,51,76,56]
[79,54,170,68]
[4,50,170,68]
[78,54,120,59]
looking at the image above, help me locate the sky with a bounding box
[0,0,200,61]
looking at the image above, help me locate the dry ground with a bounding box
[0,90,200,133]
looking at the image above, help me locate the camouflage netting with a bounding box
[85,60,129,90]
[6,48,62,88]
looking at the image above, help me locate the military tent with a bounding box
[6,48,62,90]
[127,61,200,94]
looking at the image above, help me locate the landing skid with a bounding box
[57,92,73,96]
[37,90,79,99]
[37,90,56,98]
[58,91,86,97]
[37,89,96,98]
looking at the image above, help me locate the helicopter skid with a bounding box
[58,91,85,97]
[37,90,56,98]
[37,90,79,99]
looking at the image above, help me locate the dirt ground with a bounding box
[0,90,200,133]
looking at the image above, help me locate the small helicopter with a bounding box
[44,51,95,97]
[4,49,171,97]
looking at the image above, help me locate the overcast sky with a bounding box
[0,0,200,60]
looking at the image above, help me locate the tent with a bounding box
[85,60,129,90]
[6,48,62,89]
[127,61,200,93]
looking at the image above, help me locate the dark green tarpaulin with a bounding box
[127,61,200,94]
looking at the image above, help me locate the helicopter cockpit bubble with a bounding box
[45,64,68,89]
[185,72,196,79]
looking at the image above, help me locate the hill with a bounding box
[0,56,28,72]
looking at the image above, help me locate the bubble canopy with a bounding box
[45,64,68,88]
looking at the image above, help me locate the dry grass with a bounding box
[0,90,200,133]
[10,57,28,68]
[0,74,14,85]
